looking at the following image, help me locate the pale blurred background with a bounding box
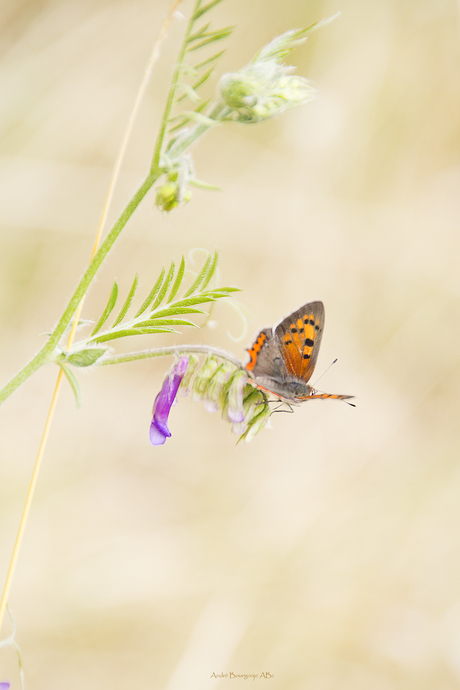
[1,0,460,687]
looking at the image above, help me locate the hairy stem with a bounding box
[150,0,201,173]
[100,344,244,369]
[0,172,159,406]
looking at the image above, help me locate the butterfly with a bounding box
[246,301,353,404]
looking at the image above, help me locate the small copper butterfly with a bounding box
[246,301,353,403]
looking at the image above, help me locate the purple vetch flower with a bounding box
[149,357,189,446]
[0,683,11,689]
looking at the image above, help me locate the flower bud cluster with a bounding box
[155,157,193,212]
[218,28,317,124]
[188,356,270,442]
[219,65,315,123]
[149,354,271,446]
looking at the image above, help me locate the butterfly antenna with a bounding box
[312,358,338,387]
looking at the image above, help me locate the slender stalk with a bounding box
[0,0,187,635]
[0,193,108,631]
[0,142,153,639]
[0,172,158,406]
[144,0,185,172]
[0,1,230,406]
[50,174,159,343]
[0,369,64,631]
[100,344,244,369]
[150,0,201,173]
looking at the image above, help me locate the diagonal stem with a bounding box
[0,0,184,636]
[100,343,244,369]
[0,369,65,633]
[0,172,157,407]
[150,0,201,173]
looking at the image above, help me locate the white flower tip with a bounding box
[227,409,245,423]
[204,400,218,413]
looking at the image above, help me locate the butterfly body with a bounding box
[248,375,314,403]
[246,301,352,404]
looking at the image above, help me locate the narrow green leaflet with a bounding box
[193,50,225,71]
[168,111,219,128]
[252,16,340,64]
[194,97,212,113]
[176,83,201,104]
[191,66,216,92]
[187,26,234,52]
[193,0,226,22]
[140,306,207,319]
[135,268,165,317]
[200,250,219,290]
[71,253,240,351]
[188,22,212,43]
[90,281,119,336]
[135,319,198,328]
[58,363,82,408]
[91,327,178,343]
[112,273,139,326]
[183,251,215,296]
[188,178,222,190]
[166,256,186,303]
[171,288,239,309]
[164,0,233,133]
[151,261,175,310]
[175,69,215,104]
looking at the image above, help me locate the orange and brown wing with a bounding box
[274,301,325,383]
[246,327,284,379]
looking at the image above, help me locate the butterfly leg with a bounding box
[270,400,295,414]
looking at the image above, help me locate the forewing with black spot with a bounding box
[274,301,324,383]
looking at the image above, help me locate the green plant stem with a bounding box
[0,97,229,407]
[0,3,235,407]
[0,172,158,406]
[150,0,201,173]
[100,344,243,369]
